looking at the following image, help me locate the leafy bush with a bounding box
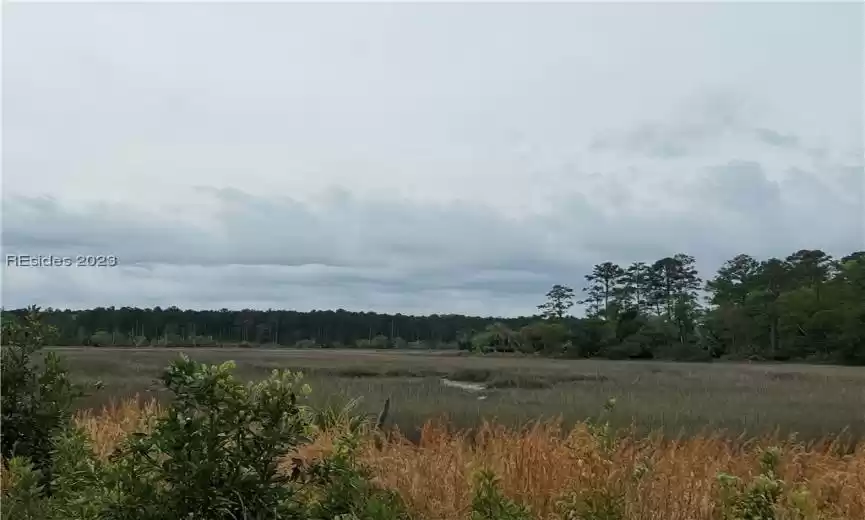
[556,488,625,520]
[1,308,91,491]
[519,321,570,354]
[370,335,391,349]
[304,431,410,520]
[88,330,114,347]
[716,447,784,520]
[50,427,112,516]
[2,456,51,519]
[312,397,370,434]
[469,470,532,520]
[189,335,217,347]
[2,335,410,520]
[471,323,520,353]
[102,356,316,519]
[6,426,115,520]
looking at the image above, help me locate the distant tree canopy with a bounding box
[3,249,863,365]
[537,284,575,320]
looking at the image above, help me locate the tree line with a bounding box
[534,249,864,365]
[4,248,863,364]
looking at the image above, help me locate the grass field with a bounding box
[75,398,865,520]
[52,347,865,441]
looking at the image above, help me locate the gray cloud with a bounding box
[590,91,744,157]
[754,129,800,149]
[702,160,783,214]
[589,91,836,163]
[4,158,862,314]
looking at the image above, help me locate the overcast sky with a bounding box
[2,2,863,316]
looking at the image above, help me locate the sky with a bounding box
[2,2,863,316]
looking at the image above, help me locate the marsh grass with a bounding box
[74,397,865,520]
[51,347,865,440]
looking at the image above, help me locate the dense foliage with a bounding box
[3,249,863,364]
[0,309,92,492]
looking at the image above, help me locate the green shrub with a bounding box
[102,356,315,519]
[313,397,370,434]
[716,447,784,520]
[555,488,625,520]
[1,309,105,519]
[469,470,532,520]
[88,331,114,347]
[2,456,51,519]
[4,355,409,520]
[585,398,620,456]
[519,321,570,354]
[189,335,217,347]
[305,431,410,520]
[42,427,113,520]
[1,308,91,492]
[370,335,391,349]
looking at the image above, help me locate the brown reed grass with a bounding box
[72,397,865,520]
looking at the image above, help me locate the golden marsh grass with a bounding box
[75,397,865,520]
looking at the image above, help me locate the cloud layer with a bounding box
[4,147,861,315]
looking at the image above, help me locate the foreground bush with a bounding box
[1,308,93,493]
[103,357,318,519]
[2,348,408,519]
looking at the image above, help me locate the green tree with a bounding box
[704,254,762,357]
[644,254,701,345]
[619,262,650,313]
[828,252,865,364]
[707,254,761,306]
[786,249,834,303]
[538,284,575,320]
[582,262,625,320]
[752,258,792,357]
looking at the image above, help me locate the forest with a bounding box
[6,248,864,365]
